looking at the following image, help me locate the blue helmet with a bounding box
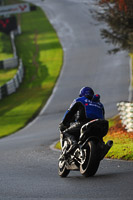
[79,87,94,99]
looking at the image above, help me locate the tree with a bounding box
[0,0,4,5]
[99,0,127,12]
[93,0,133,100]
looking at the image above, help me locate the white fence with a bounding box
[0,59,24,100]
[2,57,18,69]
[0,27,24,100]
[117,102,133,132]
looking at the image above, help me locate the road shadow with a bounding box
[62,169,133,181]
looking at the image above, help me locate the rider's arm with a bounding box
[62,102,79,126]
[59,100,77,131]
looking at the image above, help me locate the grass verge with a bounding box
[0,1,63,138]
[0,32,13,60]
[55,116,133,160]
[104,116,133,160]
[0,68,17,86]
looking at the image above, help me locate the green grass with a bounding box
[104,117,133,160]
[108,115,117,128]
[104,135,133,160]
[0,2,63,137]
[0,32,13,60]
[55,141,61,150]
[0,69,17,86]
[4,0,22,4]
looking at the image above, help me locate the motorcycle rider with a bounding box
[59,87,105,154]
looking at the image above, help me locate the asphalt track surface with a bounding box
[0,0,133,199]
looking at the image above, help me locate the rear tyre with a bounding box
[80,141,100,177]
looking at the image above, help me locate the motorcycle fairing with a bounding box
[80,119,109,142]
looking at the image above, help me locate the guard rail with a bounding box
[117,101,133,132]
[0,59,24,100]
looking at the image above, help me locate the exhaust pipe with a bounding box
[100,140,113,160]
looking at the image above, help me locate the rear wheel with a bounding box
[80,141,100,177]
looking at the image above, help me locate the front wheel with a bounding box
[58,155,70,177]
[80,141,100,177]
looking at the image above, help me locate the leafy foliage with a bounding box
[93,0,133,54]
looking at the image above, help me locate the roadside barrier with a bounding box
[0,57,18,69]
[0,27,25,100]
[0,59,24,100]
[117,102,133,132]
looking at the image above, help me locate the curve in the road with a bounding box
[0,0,132,199]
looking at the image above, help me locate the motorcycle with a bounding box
[58,119,113,177]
